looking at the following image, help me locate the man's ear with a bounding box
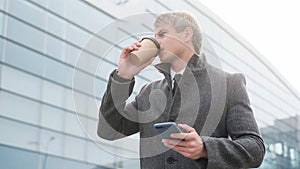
[183,27,193,42]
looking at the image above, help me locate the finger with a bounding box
[163,141,199,159]
[170,133,188,140]
[178,124,195,133]
[121,43,141,58]
[125,42,141,52]
[121,46,134,56]
[134,41,142,46]
[162,140,176,149]
[171,132,198,141]
[130,41,142,50]
[165,137,198,149]
[131,43,140,50]
[167,144,197,158]
[172,146,194,154]
[162,139,184,147]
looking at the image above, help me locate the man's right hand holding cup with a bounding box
[117,38,160,80]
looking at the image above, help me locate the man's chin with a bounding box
[158,52,170,62]
[158,54,163,60]
[159,53,175,63]
[158,55,167,63]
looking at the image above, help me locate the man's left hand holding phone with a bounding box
[154,122,208,160]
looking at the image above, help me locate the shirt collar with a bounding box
[170,67,185,80]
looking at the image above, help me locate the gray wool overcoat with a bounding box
[98,54,265,169]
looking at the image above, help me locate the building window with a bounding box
[274,142,283,155]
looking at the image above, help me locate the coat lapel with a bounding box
[154,54,210,125]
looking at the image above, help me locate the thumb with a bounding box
[178,124,195,133]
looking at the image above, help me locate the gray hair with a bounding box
[154,11,202,54]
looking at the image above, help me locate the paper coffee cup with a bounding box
[128,37,160,66]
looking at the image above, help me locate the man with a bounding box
[98,11,265,169]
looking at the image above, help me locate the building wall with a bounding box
[0,0,299,168]
[0,0,140,168]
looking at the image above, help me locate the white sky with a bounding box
[199,0,300,93]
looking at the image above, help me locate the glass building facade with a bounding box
[0,0,299,169]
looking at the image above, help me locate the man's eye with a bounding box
[158,32,166,36]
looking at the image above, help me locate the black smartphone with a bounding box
[154,122,183,140]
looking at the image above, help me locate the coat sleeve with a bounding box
[200,73,265,169]
[97,69,140,140]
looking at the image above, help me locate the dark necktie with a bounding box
[172,74,182,96]
[170,74,182,121]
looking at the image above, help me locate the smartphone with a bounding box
[154,122,183,140]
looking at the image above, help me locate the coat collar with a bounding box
[154,53,207,89]
[155,53,207,77]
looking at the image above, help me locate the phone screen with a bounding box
[154,122,183,140]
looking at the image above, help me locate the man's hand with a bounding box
[162,124,208,159]
[118,41,154,79]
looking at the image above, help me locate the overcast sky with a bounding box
[199,0,300,93]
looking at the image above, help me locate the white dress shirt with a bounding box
[170,68,185,89]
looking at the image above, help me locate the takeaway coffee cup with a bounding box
[128,37,160,66]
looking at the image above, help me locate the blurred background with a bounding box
[0,0,299,169]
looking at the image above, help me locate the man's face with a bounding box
[154,24,186,63]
